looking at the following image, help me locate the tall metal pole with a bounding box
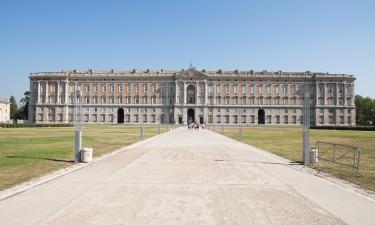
[140,107,144,141]
[239,108,242,141]
[74,88,82,163]
[303,74,311,165]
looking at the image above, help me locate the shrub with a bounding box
[310,125,375,131]
[0,123,73,128]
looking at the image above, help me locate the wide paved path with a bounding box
[0,128,374,225]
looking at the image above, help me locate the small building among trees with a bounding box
[0,99,10,123]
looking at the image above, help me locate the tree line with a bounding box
[355,95,375,126]
[8,92,375,126]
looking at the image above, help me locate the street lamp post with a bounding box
[140,107,144,141]
[74,89,82,163]
[303,74,311,165]
[239,108,243,141]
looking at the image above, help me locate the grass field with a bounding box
[217,126,375,191]
[0,125,170,191]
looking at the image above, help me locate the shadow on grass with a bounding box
[6,155,74,163]
[214,159,303,166]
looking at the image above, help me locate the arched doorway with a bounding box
[258,108,265,124]
[187,84,196,104]
[117,108,124,123]
[187,108,195,124]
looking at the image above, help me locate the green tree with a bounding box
[355,95,375,126]
[18,91,30,120]
[9,96,18,121]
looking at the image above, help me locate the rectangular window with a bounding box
[328,84,333,94]
[216,84,221,94]
[102,84,106,92]
[258,85,263,94]
[267,86,271,94]
[225,85,230,94]
[234,85,238,94]
[242,85,246,94]
[283,86,288,94]
[144,85,148,93]
[250,85,254,94]
[208,85,213,94]
[275,86,279,94]
[292,86,297,94]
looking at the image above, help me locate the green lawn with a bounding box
[217,126,375,191]
[0,125,170,191]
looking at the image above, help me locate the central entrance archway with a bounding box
[258,108,265,124]
[187,108,195,124]
[117,108,124,123]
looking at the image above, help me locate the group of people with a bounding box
[188,121,205,130]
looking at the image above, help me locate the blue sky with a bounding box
[0,0,374,101]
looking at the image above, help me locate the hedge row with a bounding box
[0,123,74,128]
[310,125,375,131]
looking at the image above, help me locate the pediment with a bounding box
[175,69,207,79]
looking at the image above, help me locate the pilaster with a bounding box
[45,82,49,103]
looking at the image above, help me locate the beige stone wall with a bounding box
[28,70,356,126]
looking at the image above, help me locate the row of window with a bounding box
[318,84,352,96]
[35,82,353,98]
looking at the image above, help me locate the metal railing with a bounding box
[315,141,361,175]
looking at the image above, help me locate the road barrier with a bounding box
[314,141,361,175]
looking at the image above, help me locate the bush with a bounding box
[0,123,73,128]
[311,125,375,131]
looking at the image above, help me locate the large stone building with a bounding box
[28,68,356,126]
[0,99,10,123]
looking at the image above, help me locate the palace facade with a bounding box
[28,68,356,126]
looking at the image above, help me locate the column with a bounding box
[28,81,34,123]
[323,83,328,125]
[195,82,198,105]
[175,81,178,105]
[315,83,318,105]
[183,82,187,105]
[64,81,68,104]
[323,83,326,105]
[56,81,60,103]
[335,83,339,106]
[343,82,346,106]
[335,83,339,125]
[315,82,319,125]
[204,81,208,105]
[37,81,41,103]
[64,80,69,123]
[45,82,49,103]
[351,83,355,125]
